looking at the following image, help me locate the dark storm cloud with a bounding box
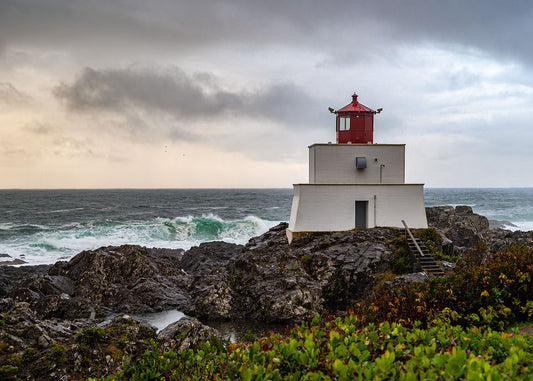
[2,1,533,66]
[54,66,327,128]
[0,0,320,56]
[360,1,533,64]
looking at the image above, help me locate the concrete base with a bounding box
[288,183,428,237]
[286,228,360,244]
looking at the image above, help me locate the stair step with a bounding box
[406,234,446,277]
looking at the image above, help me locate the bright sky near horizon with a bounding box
[1,0,533,189]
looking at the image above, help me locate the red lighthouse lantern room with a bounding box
[335,93,376,144]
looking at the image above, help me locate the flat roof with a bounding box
[293,183,424,186]
[309,143,406,148]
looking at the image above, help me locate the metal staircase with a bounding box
[402,220,445,277]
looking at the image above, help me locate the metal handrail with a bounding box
[402,220,424,272]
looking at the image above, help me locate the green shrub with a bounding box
[0,365,19,381]
[77,326,109,345]
[101,315,533,380]
[353,244,533,330]
[389,235,413,274]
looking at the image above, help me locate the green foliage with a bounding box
[391,253,413,274]
[242,330,258,343]
[50,342,69,364]
[415,228,442,254]
[102,316,533,380]
[21,348,38,364]
[299,255,313,271]
[353,244,533,330]
[101,339,229,380]
[415,227,459,262]
[77,326,109,345]
[0,364,19,381]
[389,235,413,274]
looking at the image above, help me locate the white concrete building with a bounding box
[287,94,427,242]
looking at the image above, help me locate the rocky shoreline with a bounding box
[2,205,533,379]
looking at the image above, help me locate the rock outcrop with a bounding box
[6,245,188,319]
[1,226,401,379]
[158,317,222,352]
[0,264,50,297]
[0,253,28,266]
[426,205,489,247]
[4,207,530,326]
[184,223,398,322]
[426,205,533,260]
[3,225,401,324]
[483,229,533,254]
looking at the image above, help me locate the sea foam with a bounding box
[0,214,280,265]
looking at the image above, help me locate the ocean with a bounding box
[1,188,533,266]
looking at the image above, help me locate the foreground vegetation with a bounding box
[97,244,532,380]
[355,243,533,330]
[100,317,532,380]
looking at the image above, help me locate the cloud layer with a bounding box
[1,0,533,188]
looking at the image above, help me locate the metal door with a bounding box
[355,201,368,229]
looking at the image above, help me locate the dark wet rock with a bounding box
[0,264,50,297]
[185,223,399,322]
[385,272,429,288]
[6,245,189,319]
[0,224,412,324]
[0,303,158,380]
[181,242,244,320]
[158,317,222,352]
[440,261,456,271]
[426,205,489,248]
[186,271,236,320]
[483,229,533,254]
[146,247,185,268]
[0,258,28,266]
[426,205,533,258]
[301,229,397,310]
[438,232,455,258]
[181,241,243,276]
[226,243,322,323]
[0,253,28,265]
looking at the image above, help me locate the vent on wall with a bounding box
[356,157,367,169]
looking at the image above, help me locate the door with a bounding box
[355,201,368,229]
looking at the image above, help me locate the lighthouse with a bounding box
[286,93,428,242]
[336,93,376,144]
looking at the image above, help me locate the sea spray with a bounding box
[0,214,280,265]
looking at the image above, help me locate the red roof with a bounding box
[336,93,376,113]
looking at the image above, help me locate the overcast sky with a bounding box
[1,0,533,188]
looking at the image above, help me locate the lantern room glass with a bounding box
[339,116,350,131]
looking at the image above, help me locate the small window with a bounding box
[339,116,350,131]
[356,157,367,169]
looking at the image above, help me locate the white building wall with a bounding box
[309,144,405,184]
[288,184,427,234]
